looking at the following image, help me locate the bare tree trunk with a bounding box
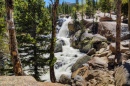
[5,0,23,75]
[50,0,59,83]
[128,0,130,31]
[110,10,112,18]
[115,0,122,64]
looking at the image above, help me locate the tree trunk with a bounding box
[128,0,130,31]
[49,0,59,83]
[110,10,112,18]
[5,0,23,75]
[115,0,122,64]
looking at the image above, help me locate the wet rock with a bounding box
[55,40,65,53]
[59,74,71,84]
[74,55,78,57]
[55,62,65,69]
[71,55,91,72]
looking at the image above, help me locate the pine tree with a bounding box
[14,0,52,80]
[0,0,13,76]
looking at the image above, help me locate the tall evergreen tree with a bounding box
[14,0,52,80]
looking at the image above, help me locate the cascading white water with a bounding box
[40,17,85,81]
[58,17,70,37]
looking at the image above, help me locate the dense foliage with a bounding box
[14,0,52,80]
[0,0,12,76]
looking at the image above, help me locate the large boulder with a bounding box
[59,74,71,84]
[80,43,93,53]
[71,28,108,53]
[79,34,107,53]
[72,66,89,79]
[86,70,114,86]
[71,66,89,86]
[70,30,81,49]
[88,56,108,69]
[98,22,130,41]
[71,55,91,72]
[55,40,65,53]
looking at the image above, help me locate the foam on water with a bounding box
[40,17,85,81]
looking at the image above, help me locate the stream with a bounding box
[40,17,85,81]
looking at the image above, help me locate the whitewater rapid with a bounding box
[40,17,85,81]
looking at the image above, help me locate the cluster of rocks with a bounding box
[59,41,130,86]
[70,29,108,53]
[98,22,130,41]
[58,19,130,86]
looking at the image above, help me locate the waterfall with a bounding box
[58,17,71,38]
[40,17,85,81]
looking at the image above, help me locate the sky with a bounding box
[44,0,76,6]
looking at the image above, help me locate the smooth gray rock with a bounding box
[71,55,91,72]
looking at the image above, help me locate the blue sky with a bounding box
[44,0,76,6]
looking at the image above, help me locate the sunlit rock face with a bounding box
[98,22,130,41]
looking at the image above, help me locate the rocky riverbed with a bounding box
[57,16,130,86]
